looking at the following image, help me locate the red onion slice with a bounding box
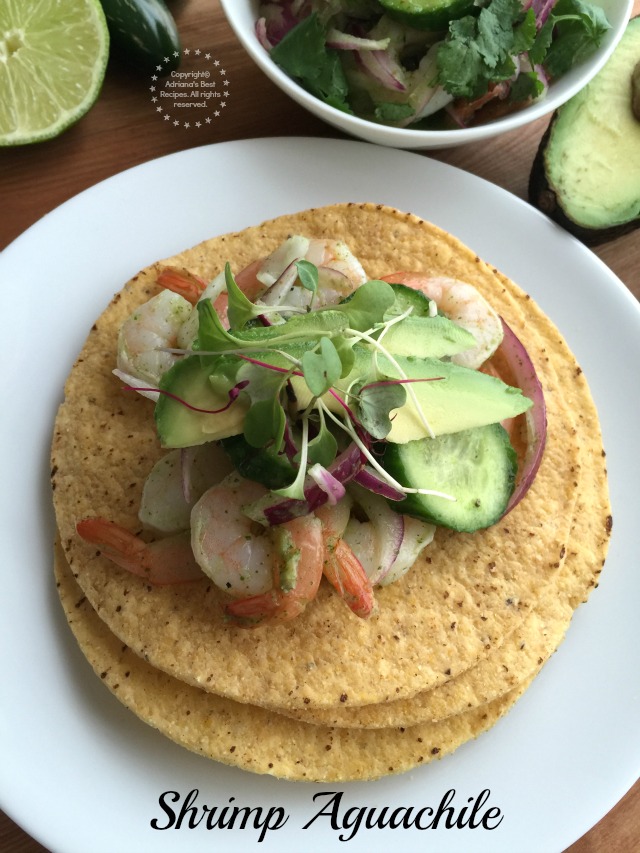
[255,17,273,51]
[499,318,547,516]
[352,465,406,501]
[244,443,363,525]
[308,463,346,505]
[355,49,407,92]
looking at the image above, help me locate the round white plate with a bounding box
[1,138,638,853]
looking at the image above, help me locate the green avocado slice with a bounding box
[529,16,640,244]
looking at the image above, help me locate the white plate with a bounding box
[1,138,638,853]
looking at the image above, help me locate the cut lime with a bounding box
[0,0,109,146]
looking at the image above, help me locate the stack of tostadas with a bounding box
[51,204,611,782]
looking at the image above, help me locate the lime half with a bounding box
[0,0,109,146]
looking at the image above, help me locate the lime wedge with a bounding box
[0,0,109,146]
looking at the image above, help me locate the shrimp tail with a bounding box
[76,518,203,585]
[323,538,376,618]
[224,590,280,626]
[157,266,206,306]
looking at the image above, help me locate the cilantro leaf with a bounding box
[543,0,611,79]
[436,0,523,98]
[509,70,545,103]
[512,7,537,55]
[529,17,555,66]
[374,102,414,123]
[269,13,352,113]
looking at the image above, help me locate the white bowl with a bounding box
[220,0,633,150]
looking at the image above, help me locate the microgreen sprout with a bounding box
[345,324,436,439]
[154,262,463,504]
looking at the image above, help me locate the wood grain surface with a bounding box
[1,1,637,850]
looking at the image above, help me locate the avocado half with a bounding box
[529,16,640,245]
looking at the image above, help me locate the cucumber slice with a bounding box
[378,0,477,31]
[383,424,517,532]
[385,283,433,318]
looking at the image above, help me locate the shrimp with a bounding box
[190,474,325,626]
[306,239,368,290]
[156,260,265,330]
[315,499,375,618]
[381,272,503,369]
[115,288,193,390]
[223,515,325,626]
[76,518,203,584]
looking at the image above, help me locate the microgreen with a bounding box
[295,259,319,295]
[158,261,463,503]
[301,336,343,397]
[306,408,338,468]
[356,380,407,440]
[243,398,287,450]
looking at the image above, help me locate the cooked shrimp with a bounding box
[382,272,503,369]
[223,514,325,626]
[306,239,368,289]
[315,499,375,618]
[190,473,325,625]
[76,518,203,584]
[190,474,276,598]
[156,266,206,304]
[115,289,193,388]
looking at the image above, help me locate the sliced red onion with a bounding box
[258,1,303,46]
[355,49,407,92]
[326,28,391,51]
[352,465,406,501]
[257,235,309,287]
[532,0,556,29]
[244,443,363,525]
[308,463,346,505]
[499,318,547,516]
[259,259,300,306]
[255,17,273,51]
[379,516,435,587]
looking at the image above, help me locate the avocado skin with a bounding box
[529,118,640,246]
[528,16,640,246]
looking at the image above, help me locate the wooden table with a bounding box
[1,1,637,850]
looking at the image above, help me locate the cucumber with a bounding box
[383,424,517,532]
[378,0,477,31]
[385,283,433,318]
[100,0,181,74]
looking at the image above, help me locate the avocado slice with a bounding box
[529,16,640,245]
